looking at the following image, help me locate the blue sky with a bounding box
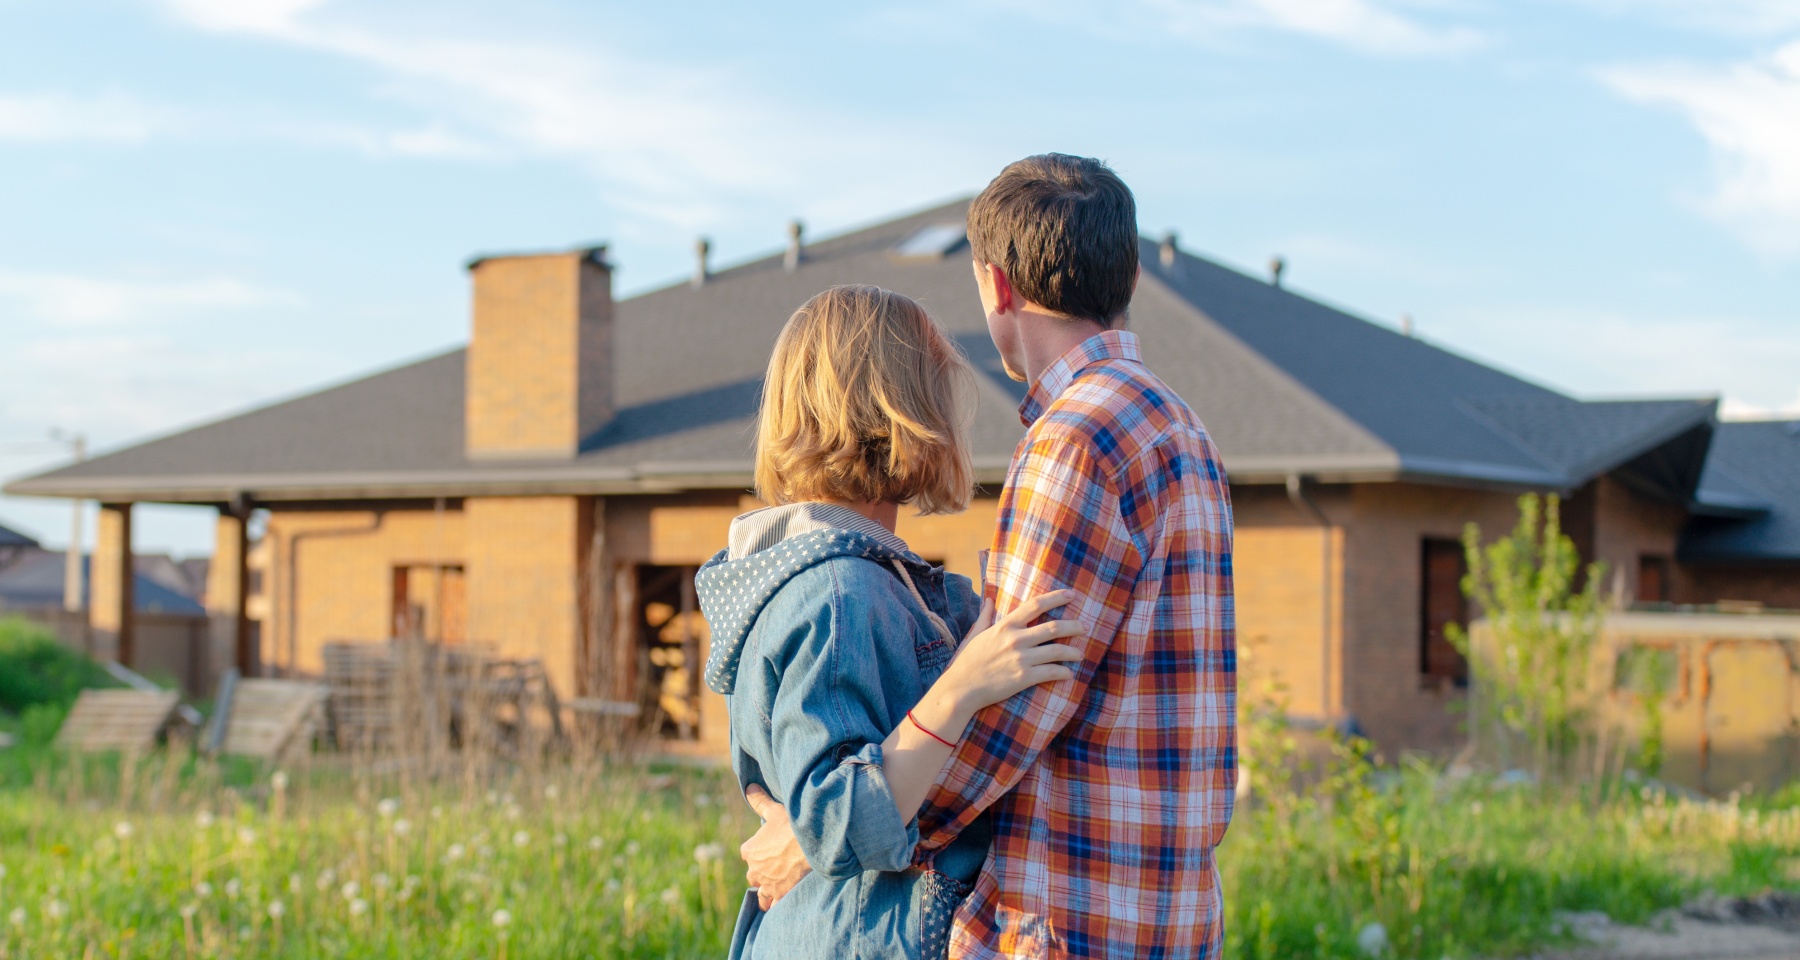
[2,0,1798,556]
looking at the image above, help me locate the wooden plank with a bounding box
[55,689,180,753]
[219,679,329,761]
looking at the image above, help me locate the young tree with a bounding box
[1448,494,1606,781]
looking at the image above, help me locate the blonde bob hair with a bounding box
[755,284,975,515]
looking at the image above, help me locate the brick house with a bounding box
[10,199,1799,756]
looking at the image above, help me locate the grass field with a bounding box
[0,749,1794,960]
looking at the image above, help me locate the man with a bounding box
[744,153,1237,958]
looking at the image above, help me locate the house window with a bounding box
[1638,555,1670,605]
[1420,538,1469,686]
[391,564,467,642]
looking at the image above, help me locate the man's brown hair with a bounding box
[967,153,1138,327]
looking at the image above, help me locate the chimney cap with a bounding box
[464,242,612,272]
[785,220,805,272]
[1159,231,1179,268]
[693,236,712,287]
[1269,256,1286,287]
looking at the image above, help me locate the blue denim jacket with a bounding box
[697,509,987,960]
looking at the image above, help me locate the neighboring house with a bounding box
[9,199,1798,757]
[0,520,37,572]
[0,545,212,694]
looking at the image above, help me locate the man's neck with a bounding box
[1018,309,1107,387]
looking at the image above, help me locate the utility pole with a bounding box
[50,432,88,642]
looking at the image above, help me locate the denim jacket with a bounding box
[697,504,989,960]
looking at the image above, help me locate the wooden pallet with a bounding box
[54,689,181,753]
[218,679,329,762]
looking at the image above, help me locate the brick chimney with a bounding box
[464,246,613,460]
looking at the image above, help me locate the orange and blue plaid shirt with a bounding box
[914,330,1237,959]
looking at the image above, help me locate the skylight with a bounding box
[893,223,967,259]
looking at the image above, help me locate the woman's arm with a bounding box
[877,590,1083,821]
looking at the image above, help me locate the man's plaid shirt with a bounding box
[913,330,1237,959]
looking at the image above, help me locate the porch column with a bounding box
[206,506,254,679]
[91,502,134,666]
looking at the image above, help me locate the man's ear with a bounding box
[988,263,1017,316]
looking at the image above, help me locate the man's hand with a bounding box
[742,784,810,911]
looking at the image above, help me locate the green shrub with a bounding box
[0,616,115,714]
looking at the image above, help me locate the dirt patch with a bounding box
[1532,893,1800,960]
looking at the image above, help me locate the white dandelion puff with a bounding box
[194,881,214,899]
[392,818,412,836]
[349,898,369,917]
[270,770,289,791]
[376,797,400,819]
[492,907,512,928]
[341,881,360,901]
[267,899,285,919]
[512,830,530,848]
[113,820,133,840]
[224,878,241,898]
[660,886,680,907]
[445,843,466,862]
[236,826,257,846]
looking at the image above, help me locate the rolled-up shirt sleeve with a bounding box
[766,564,918,879]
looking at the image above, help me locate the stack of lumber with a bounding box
[212,677,329,762]
[54,689,181,753]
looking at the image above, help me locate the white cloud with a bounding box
[1604,43,1800,254]
[0,270,295,326]
[157,0,975,228]
[0,92,170,143]
[999,0,1483,57]
[1568,0,1800,35]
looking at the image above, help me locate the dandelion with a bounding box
[341,881,360,901]
[349,898,369,917]
[268,899,285,919]
[317,868,336,891]
[505,803,523,821]
[44,899,68,921]
[225,877,242,898]
[625,841,641,856]
[271,770,289,791]
[377,797,400,819]
[512,830,530,848]
[238,924,253,941]
[179,903,199,920]
[492,907,513,929]
[113,820,133,840]
[603,878,621,895]
[237,826,257,846]
[431,805,444,819]
[373,872,392,891]
[544,784,559,800]
[694,842,725,865]
[588,836,605,851]
[195,881,214,899]
[446,843,467,862]
[9,906,26,927]
[196,810,215,828]
[393,817,413,836]
[660,886,680,907]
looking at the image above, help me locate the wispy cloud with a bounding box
[1603,42,1800,255]
[158,0,976,228]
[0,92,172,143]
[0,269,295,326]
[995,0,1484,58]
[1568,0,1800,35]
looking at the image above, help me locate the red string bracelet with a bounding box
[907,710,955,748]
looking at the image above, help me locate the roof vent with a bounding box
[1159,231,1179,269]
[693,237,711,288]
[1400,313,1414,338]
[1269,256,1286,288]
[785,220,804,272]
[894,223,966,259]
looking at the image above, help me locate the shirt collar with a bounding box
[1019,329,1142,425]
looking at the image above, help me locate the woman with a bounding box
[695,285,1082,960]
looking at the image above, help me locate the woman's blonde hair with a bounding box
[755,285,975,515]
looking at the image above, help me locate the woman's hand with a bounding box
[919,590,1085,736]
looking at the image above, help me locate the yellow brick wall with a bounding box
[465,496,588,698]
[465,252,612,459]
[89,503,132,662]
[1235,525,1342,719]
[266,506,467,677]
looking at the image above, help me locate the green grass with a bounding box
[0,754,1791,959]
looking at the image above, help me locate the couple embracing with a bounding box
[695,154,1238,960]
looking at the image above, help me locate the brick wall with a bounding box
[1233,484,1345,720]
[464,496,591,698]
[265,505,468,676]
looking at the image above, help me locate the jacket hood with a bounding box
[697,526,933,695]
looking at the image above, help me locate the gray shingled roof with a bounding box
[0,551,207,616]
[1682,420,1800,562]
[3,198,1731,509]
[0,521,37,549]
